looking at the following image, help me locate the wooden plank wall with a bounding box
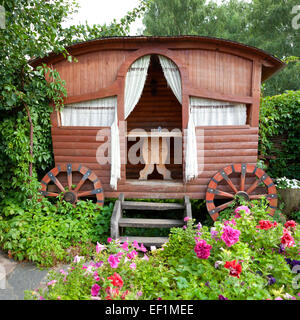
[51,125,258,199]
[174,49,253,97]
[53,50,130,97]
[50,45,261,200]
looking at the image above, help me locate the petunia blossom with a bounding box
[224,260,242,278]
[221,225,240,247]
[281,230,295,247]
[234,205,250,218]
[108,273,124,288]
[96,242,106,253]
[91,283,101,296]
[194,239,212,259]
[129,263,137,270]
[108,255,120,268]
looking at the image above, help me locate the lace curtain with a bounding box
[158,55,182,103]
[190,97,247,126]
[60,96,117,127]
[124,55,151,119]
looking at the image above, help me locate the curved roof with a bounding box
[30,35,285,82]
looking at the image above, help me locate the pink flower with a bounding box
[108,255,120,268]
[184,217,191,222]
[224,219,236,226]
[73,255,83,263]
[116,251,124,258]
[221,225,240,247]
[91,283,101,296]
[121,242,129,251]
[143,254,149,261]
[129,263,136,270]
[194,239,212,259]
[107,237,113,243]
[127,250,138,260]
[183,225,187,230]
[94,271,100,281]
[96,242,106,253]
[138,243,147,253]
[47,280,57,286]
[133,240,139,249]
[234,205,250,218]
[59,269,68,276]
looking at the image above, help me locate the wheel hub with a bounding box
[63,191,77,204]
[236,191,250,201]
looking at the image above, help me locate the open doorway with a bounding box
[126,55,183,181]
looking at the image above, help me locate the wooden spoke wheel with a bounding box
[40,164,104,206]
[206,164,277,221]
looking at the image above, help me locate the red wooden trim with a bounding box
[63,82,119,105]
[188,87,253,105]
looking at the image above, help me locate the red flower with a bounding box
[121,290,129,300]
[281,230,295,247]
[107,273,124,288]
[256,220,277,230]
[224,260,242,278]
[284,220,297,229]
[105,286,120,300]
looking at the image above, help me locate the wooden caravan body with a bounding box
[33,36,284,209]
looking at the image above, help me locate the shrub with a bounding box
[259,90,300,180]
[25,200,300,300]
[0,199,113,267]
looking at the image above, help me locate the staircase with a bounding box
[111,194,192,247]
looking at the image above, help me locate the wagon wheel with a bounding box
[206,164,277,221]
[40,164,104,206]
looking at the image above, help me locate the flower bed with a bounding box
[25,200,300,300]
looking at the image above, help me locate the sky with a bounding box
[62,0,240,35]
[62,0,146,35]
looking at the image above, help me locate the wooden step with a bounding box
[120,236,169,247]
[122,201,184,211]
[119,218,184,228]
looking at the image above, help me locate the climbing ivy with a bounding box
[259,90,300,180]
[0,0,151,205]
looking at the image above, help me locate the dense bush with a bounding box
[0,199,113,267]
[259,90,300,180]
[25,200,300,300]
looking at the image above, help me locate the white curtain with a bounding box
[124,55,151,119]
[110,107,120,190]
[184,97,247,182]
[60,96,116,127]
[158,55,182,103]
[190,97,247,126]
[185,111,198,181]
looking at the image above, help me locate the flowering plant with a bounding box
[275,177,300,189]
[25,200,299,301]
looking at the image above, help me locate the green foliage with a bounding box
[0,0,150,204]
[0,199,113,267]
[25,200,300,300]
[259,90,300,179]
[143,0,300,96]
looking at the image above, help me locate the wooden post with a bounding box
[111,195,123,239]
[184,195,192,219]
